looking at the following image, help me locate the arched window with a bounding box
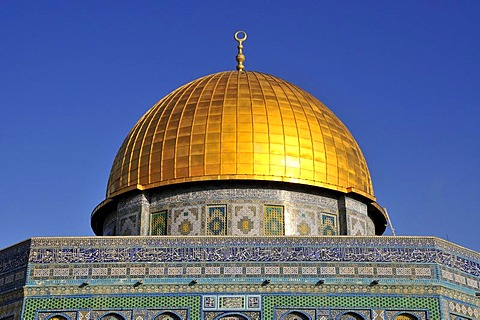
[282,311,310,320]
[338,312,364,320]
[48,316,68,320]
[99,314,125,320]
[153,312,182,320]
[394,314,418,320]
[216,314,248,320]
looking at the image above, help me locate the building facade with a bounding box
[1,33,479,320]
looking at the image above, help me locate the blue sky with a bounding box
[1,1,479,252]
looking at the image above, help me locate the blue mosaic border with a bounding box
[23,237,480,278]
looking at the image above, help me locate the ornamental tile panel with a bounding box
[283,267,299,275]
[206,205,227,236]
[149,267,165,275]
[151,210,168,235]
[466,277,478,288]
[320,212,338,236]
[321,267,336,275]
[264,205,284,236]
[224,267,242,275]
[246,267,261,275]
[264,266,280,275]
[414,267,432,276]
[91,267,108,276]
[358,266,374,275]
[167,267,183,276]
[33,269,50,278]
[129,267,146,276]
[72,268,89,277]
[171,206,202,236]
[232,204,260,236]
[442,270,454,281]
[301,267,317,275]
[290,208,316,236]
[339,266,355,275]
[186,267,202,275]
[395,267,413,276]
[18,236,480,279]
[205,267,221,275]
[111,267,127,276]
[454,273,467,284]
[52,268,69,277]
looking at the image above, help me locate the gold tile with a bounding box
[107,71,374,200]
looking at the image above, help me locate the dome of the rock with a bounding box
[91,70,387,236]
[107,71,374,199]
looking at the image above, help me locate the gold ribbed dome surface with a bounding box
[107,71,374,199]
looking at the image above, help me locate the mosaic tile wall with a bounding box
[21,236,479,278]
[206,205,228,236]
[102,185,364,236]
[264,295,440,319]
[347,211,375,236]
[103,194,149,236]
[1,236,479,319]
[151,210,168,235]
[20,283,480,318]
[340,197,375,236]
[0,268,25,319]
[21,292,444,319]
[444,299,479,319]
[0,289,23,320]
[0,239,29,297]
[23,295,199,320]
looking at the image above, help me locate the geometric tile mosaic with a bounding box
[24,296,200,320]
[276,309,315,320]
[203,311,260,320]
[441,267,480,289]
[345,197,367,215]
[171,206,201,236]
[264,205,284,235]
[448,300,479,319]
[206,205,227,236]
[218,296,245,309]
[23,237,479,280]
[119,212,138,236]
[151,210,168,235]
[103,220,116,236]
[320,212,337,235]
[347,214,367,236]
[454,274,466,284]
[37,311,76,320]
[0,299,21,320]
[372,309,385,320]
[2,235,479,320]
[263,296,440,319]
[202,295,260,311]
[231,204,260,236]
[28,264,440,281]
[386,311,426,319]
[442,270,454,281]
[290,208,316,236]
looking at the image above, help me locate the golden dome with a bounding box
[106,71,375,201]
